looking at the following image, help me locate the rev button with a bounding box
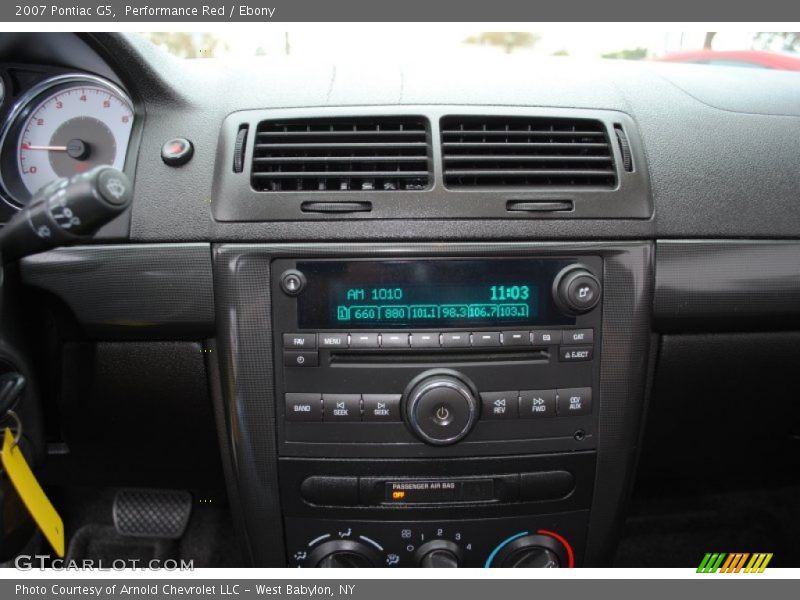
[480,391,519,420]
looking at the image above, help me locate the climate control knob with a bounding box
[488,533,570,568]
[306,540,381,568]
[414,540,463,568]
[553,266,602,315]
[403,370,480,446]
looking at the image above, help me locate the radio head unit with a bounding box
[271,256,602,458]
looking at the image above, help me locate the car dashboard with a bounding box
[0,31,799,569]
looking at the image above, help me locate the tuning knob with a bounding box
[489,534,569,568]
[414,540,463,568]
[403,369,480,445]
[306,540,381,568]
[553,266,602,315]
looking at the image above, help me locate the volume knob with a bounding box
[403,370,480,446]
[553,266,602,315]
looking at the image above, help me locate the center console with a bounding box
[212,242,652,568]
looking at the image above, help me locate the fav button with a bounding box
[519,390,556,418]
[323,394,362,421]
[481,391,519,419]
[283,333,317,349]
[556,387,592,416]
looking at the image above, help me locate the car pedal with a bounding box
[113,489,191,539]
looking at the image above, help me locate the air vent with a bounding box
[441,116,617,188]
[251,117,431,192]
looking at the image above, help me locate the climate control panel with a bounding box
[285,513,587,568]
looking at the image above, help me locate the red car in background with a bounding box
[658,49,800,71]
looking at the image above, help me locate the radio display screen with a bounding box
[296,258,575,329]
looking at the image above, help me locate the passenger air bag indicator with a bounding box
[384,479,494,504]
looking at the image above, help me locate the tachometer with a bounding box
[0,74,134,208]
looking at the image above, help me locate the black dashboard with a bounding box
[1,32,799,569]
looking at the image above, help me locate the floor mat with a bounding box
[68,524,176,565]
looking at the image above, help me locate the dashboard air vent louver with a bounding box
[251,117,431,192]
[441,116,617,188]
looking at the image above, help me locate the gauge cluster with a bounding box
[0,68,134,211]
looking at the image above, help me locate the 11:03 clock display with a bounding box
[295,258,576,330]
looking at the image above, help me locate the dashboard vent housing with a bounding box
[251,117,431,192]
[441,116,617,188]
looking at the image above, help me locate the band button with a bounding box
[285,393,322,421]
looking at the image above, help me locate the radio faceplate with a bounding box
[271,256,603,458]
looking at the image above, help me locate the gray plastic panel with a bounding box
[20,243,214,338]
[654,240,800,332]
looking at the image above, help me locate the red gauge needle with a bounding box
[21,144,68,151]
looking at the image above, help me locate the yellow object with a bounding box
[1,427,64,557]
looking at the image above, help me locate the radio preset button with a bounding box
[562,329,594,345]
[481,391,519,419]
[285,393,322,421]
[502,331,531,346]
[559,346,594,362]
[472,332,501,347]
[556,387,592,416]
[323,394,361,421]
[350,333,379,348]
[410,332,441,348]
[381,333,410,348]
[284,350,319,367]
[283,333,317,349]
[532,330,560,345]
[441,332,470,348]
[318,333,349,349]
[519,390,557,418]
[362,394,401,421]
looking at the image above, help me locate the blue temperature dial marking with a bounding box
[484,530,529,568]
